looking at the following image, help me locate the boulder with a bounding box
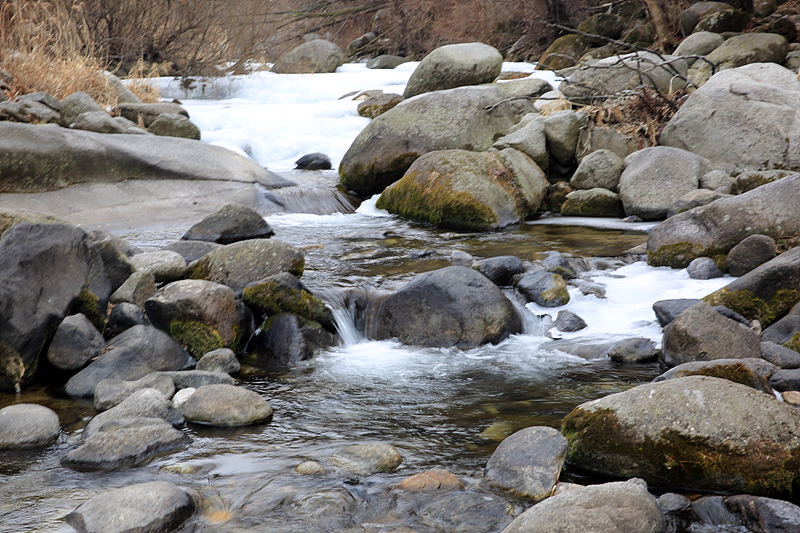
[762,306,800,345]
[561,188,625,217]
[607,337,659,363]
[339,84,539,197]
[1,99,62,124]
[366,55,408,69]
[661,301,761,367]
[654,358,777,394]
[542,251,577,280]
[481,426,568,500]
[183,204,274,245]
[517,271,570,307]
[115,102,189,128]
[420,491,519,533]
[674,31,725,66]
[61,420,190,470]
[666,189,728,219]
[686,257,723,280]
[537,34,588,71]
[94,373,176,411]
[703,247,800,327]
[357,93,403,119]
[570,149,624,192]
[647,174,800,268]
[725,495,800,533]
[145,279,251,357]
[242,272,334,329]
[0,122,292,193]
[186,239,304,292]
[60,91,104,126]
[554,310,587,332]
[271,39,345,74]
[375,148,548,231]
[560,52,689,104]
[472,256,525,286]
[770,369,800,392]
[345,32,377,56]
[374,266,522,347]
[104,72,142,104]
[0,223,110,391]
[106,302,148,336]
[689,33,789,86]
[0,404,60,449]
[492,114,549,170]
[562,376,800,496]
[577,14,625,43]
[156,370,234,390]
[294,152,332,170]
[330,441,402,474]
[544,110,581,166]
[64,481,196,533]
[196,348,240,374]
[695,6,752,34]
[110,271,157,308]
[619,147,710,220]
[178,383,273,426]
[147,113,201,140]
[505,480,663,533]
[734,169,794,194]
[248,313,336,365]
[161,240,223,263]
[131,250,187,283]
[700,169,734,193]
[84,388,185,439]
[46,313,105,372]
[761,341,800,369]
[0,208,64,238]
[64,325,193,398]
[88,231,134,291]
[71,111,127,134]
[403,42,503,99]
[396,468,463,492]
[661,63,800,174]
[726,234,777,277]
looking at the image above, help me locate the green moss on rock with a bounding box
[648,242,716,269]
[242,282,334,330]
[704,287,800,327]
[70,288,107,332]
[170,320,224,358]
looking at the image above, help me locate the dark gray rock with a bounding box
[242,272,333,329]
[196,348,240,374]
[762,313,800,346]
[64,481,196,533]
[769,369,800,392]
[106,302,148,336]
[420,491,520,533]
[294,152,332,170]
[502,478,664,533]
[481,426,568,500]
[554,310,587,332]
[403,42,503,99]
[473,256,525,286]
[110,271,156,308]
[155,370,235,390]
[182,204,274,244]
[178,383,273,426]
[330,441,403,474]
[761,341,800,369]
[713,306,751,327]
[517,271,570,307]
[147,113,201,140]
[0,404,60,449]
[662,301,761,367]
[87,230,134,291]
[65,325,193,398]
[657,493,692,533]
[60,91,104,126]
[727,234,777,277]
[607,337,659,363]
[248,313,335,365]
[272,39,345,74]
[114,102,189,128]
[725,494,800,533]
[653,299,702,327]
[46,314,105,372]
[366,55,408,69]
[94,373,176,411]
[161,240,223,263]
[375,266,522,347]
[84,388,185,439]
[692,495,743,529]
[61,421,190,470]
[654,358,777,394]
[0,223,110,391]
[542,251,576,280]
[687,257,723,279]
[294,488,357,523]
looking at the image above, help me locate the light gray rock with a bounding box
[561,188,625,218]
[544,110,581,165]
[404,42,503,98]
[104,71,142,104]
[686,257,723,280]
[84,388,184,439]
[330,441,403,474]
[178,383,272,426]
[689,33,789,86]
[147,112,201,140]
[0,404,60,449]
[662,301,761,367]
[71,111,127,134]
[114,102,188,128]
[607,337,659,363]
[502,478,664,533]
[517,271,570,307]
[110,271,157,308]
[674,31,725,66]
[106,302,147,336]
[357,93,403,119]
[272,39,345,74]
[64,481,195,533]
[666,188,728,218]
[155,370,235,390]
[366,55,408,69]
[570,149,624,192]
[619,147,710,220]
[131,250,187,283]
[161,240,223,263]
[481,426,568,500]
[492,115,548,170]
[196,348,240,374]
[60,91,104,126]
[700,169,734,193]
[0,99,62,124]
[47,313,105,372]
[94,373,176,411]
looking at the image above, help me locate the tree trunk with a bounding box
[642,0,672,52]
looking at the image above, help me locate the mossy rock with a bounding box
[536,35,588,71]
[242,281,334,331]
[169,320,224,359]
[562,376,800,497]
[704,287,800,328]
[70,288,107,333]
[577,14,625,45]
[561,188,624,217]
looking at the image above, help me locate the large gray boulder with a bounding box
[481,426,568,501]
[403,42,503,99]
[674,31,725,66]
[64,325,193,398]
[492,114,548,170]
[562,376,800,496]
[662,301,761,367]
[647,174,800,268]
[570,149,624,192]
[182,203,274,244]
[178,383,273,427]
[654,358,777,394]
[501,478,664,533]
[242,272,333,329]
[339,85,541,197]
[84,388,185,439]
[619,147,710,220]
[46,313,105,372]
[0,223,110,391]
[375,266,522,348]
[94,373,176,411]
[0,122,292,193]
[689,33,789,86]
[272,39,345,74]
[64,481,196,533]
[376,148,548,231]
[0,404,60,449]
[661,63,800,175]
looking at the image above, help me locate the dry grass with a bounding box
[0,0,158,106]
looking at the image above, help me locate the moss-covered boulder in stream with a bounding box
[242,272,333,330]
[562,376,800,497]
[376,148,547,231]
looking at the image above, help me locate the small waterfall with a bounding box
[504,289,549,337]
[314,286,390,347]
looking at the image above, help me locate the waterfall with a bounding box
[504,288,550,337]
[314,286,390,348]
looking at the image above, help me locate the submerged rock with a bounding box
[420,491,519,533]
[330,441,402,474]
